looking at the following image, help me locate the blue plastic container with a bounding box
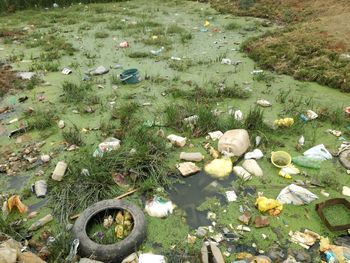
[120,68,141,84]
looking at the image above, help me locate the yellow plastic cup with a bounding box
[271,151,292,168]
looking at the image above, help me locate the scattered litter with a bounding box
[255,216,269,228]
[205,158,232,178]
[7,195,28,214]
[244,149,263,160]
[170,56,181,61]
[58,120,65,129]
[255,195,283,216]
[251,70,264,74]
[201,241,225,263]
[271,151,291,168]
[139,253,166,263]
[279,164,300,179]
[233,166,252,181]
[62,68,72,75]
[176,162,200,176]
[218,129,250,157]
[225,190,237,202]
[255,136,262,146]
[316,198,350,231]
[40,154,50,163]
[328,129,342,137]
[292,156,321,169]
[256,99,272,107]
[183,115,199,124]
[277,184,318,205]
[180,152,204,162]
[150,46,165,55]
[274,118,294,128]
[167,134,187,147]
[29,214,53,231]
[32,180,47,198]
[52,161,68,181]
[342,186,350,197]
[236,225,251,232]
[298,135,305,146]
[238,212,251,225]
[303,144,332,160]
[119,41,129,48]
[221,58,231,65]
[242,159,263,177]
[339,150,350,169]
[306,110,318,120]
[321,190,329,197]
[207,131,223,141]
[145,196,174,218]
[93,137,121,157]
[289,229,320,249]
[204,20,210,27]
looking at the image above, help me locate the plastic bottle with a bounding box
[292,156,321,169]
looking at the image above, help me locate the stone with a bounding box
[40,155,50,163]
[17,72,35,80]
[180,152,204,162]
[342,186,350,197]
[52,161,67,181]
[201,242,225,263]
[121,253,138,263]
[176,162,200,177]
[58,120,65,129]
[0,247,17,263]
[90,66,109,75]
[167,134,187,147]
[18,251,46,263]
[255,216,269,228]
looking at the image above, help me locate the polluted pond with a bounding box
[0,0,350,262]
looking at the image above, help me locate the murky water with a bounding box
[7,175,29,190]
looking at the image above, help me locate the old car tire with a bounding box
[72,199,146,263]
[339,150,350,170]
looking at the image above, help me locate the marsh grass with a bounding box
[142,35,172,47]
[244,107,266,130]
[62,125,84,146]
[111,102,139,128]
[28,108,56,130]
[127,51,150,58]
[49,126,171,222]
[61,81,92,103]
[180,32,193,44]
[225,21,241,30]
[95,31,109,38]
[29,61,60,72]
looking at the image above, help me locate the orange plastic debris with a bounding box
[7,195,28,214]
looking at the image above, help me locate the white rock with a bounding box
[233,166,252,181]
[40,155,50,163]
[256,99,272,107]
[208,131,223,141]
[167,134,187,147]
[180,152,204,162]
[342,186,350,197]
[58,120,65,129]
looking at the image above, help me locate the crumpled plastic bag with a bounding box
[289,229,320,249]
[320,237,350,263]
[303,144,332,161]
[255,196,283,216]
[145,196,174,218]
[204,158,232,178]
[277,184,318,205]
[274,118,294,127]
[7,195,28,214]
[93,137,121,157]
[139,253,166,263]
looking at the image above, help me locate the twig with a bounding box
[115,188,139,199]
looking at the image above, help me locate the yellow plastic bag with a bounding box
[204,158,232,179]
[255,196,283,216]
[7,195,28,214]
[274,118,294,128]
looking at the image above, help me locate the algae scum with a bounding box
[0,0,350,262]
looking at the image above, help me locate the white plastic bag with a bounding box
[145,196,174,218]
[139,254,166,263]
[303,144,332,161]
[277,184,318,205]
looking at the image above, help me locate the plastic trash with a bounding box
[33,180,47,198]
[205,158,232,178]
[255,136,262,146]
[274,118,294,127]
[292,156,321,169]
[233,166,251,181]
[7,195,28,214]
[218,129,250,157]
[271,151,291,168]
[277,184,318,205]
[167,134,186,147]
[343,186,350,197]
[150,46,165,55]
[221,58,232,65]
[180,152,204,162]
[29,214,53,231]
[303,144,332,160]
[119,41,129,48]
[298,135,305,146]
[242,159,263,177]
[183,115,199,124]
[278,164,300,179]
[226,190,237,202]
[62,68,72,75]
[66,239,79,262]
[233,110,243,121]
[289,229,320,249]
[52,161,68,181]
[176,162,200,176]
[145,196,173,218]
[201,241,225,263]
[170,56,181,61]
[320,237,350,262]
[256,99,272,107]
[244,149,263,160]
[139,253,166,263]
[207,131,223,141]
[255,195,283,216]
[306,110,318,120]
[89,66,109,75]
[93,137,121,157]
[251,70,264,74]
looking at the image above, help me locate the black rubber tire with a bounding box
[72,199,146,263]
[339,150,350,170]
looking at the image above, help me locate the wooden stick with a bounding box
[115,188,138,199]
